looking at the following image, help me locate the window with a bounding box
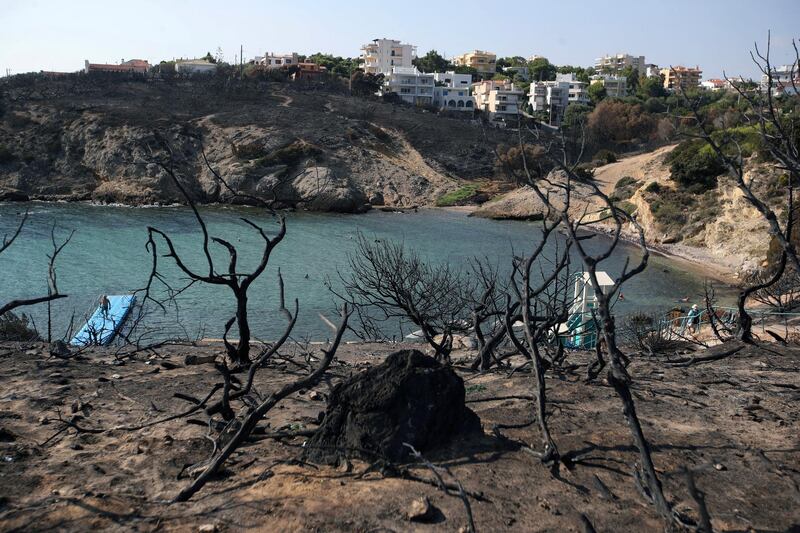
[286,60,292,64]
[276,60,282,64]
[391,50,396,56]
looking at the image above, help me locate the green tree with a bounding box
[637,75,668,99]
[562,103,592,130]
[202,51,217,64]
[453,65,478,77]
[528,57,556,81]
[588,82,607,104]
[350,71,384,96]
[621,66,640,95]
[413,50,451,73]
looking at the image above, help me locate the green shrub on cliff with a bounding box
[666,140,726,193]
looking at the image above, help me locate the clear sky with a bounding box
[1,0,798,79]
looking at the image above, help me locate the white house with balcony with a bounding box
[529,81,570,126]
[361,38,416,75]
[433,86,474,111]
[252,52,299,68]
[473,80,524,121]
[555,73,589,105]
[382,66,434,106]
[433,71,472,89]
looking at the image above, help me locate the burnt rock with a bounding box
[304,350,481,465]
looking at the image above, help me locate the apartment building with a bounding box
[590,75,628,97]
[361,38,416,74]
[595,53,646,74]
[661,66,702,91]
[84,59,150,74]
[453,50,497,75]
[252,52,299,68]
[473,80,523,120]
[432,71,473,89]
[556,73,589,104]
[382,66,434,106]
[529,81,569,126]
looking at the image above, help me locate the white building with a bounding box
[590,75,628,98]
[644,63,661,78]
[473,80,524,121]
[361,38,416,75]
[175,59,218,75]
[761,64,800,96]
[595,53,646,74]
[433,71,472,89]
[252,52,299,68]
[555,73,589,105]
[433,86,474,111]
[382,66,434,106]
[529,81,570,126]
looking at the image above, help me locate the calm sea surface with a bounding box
[0,203,735,341]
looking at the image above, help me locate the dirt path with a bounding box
[593,144,677,196]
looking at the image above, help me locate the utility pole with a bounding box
[240,44,243,79]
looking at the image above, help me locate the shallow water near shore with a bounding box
[0,203,736,341]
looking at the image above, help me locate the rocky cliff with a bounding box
[0,78,508,211]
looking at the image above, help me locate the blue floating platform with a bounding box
[70,294,136,347]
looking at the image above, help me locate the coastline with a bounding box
[1,197,739,284]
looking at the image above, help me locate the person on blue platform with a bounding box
[100,294,110,317]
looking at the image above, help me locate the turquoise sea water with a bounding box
[0,203,734,342]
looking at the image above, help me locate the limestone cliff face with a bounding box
[0,80,505,211]
[474,145,779,274]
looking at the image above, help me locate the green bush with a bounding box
[666,140,726,193]
[616,176,639,189]
[436,184,481,207]
[645,182,662,193]
[595,149,617,165]
[0,312,39,341]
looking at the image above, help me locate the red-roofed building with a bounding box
[291,62,327,81]
[84,59,150,74]
[701,78,726,91]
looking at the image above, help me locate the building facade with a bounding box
[556,73,589,104]
[661,66,702,91]
[590,75,628,97]
[433,86,474,111]
[432,71,473,89]
[382,66,434,106]
[453,50,497,75]
[761,64,800,96]
[473,80,523,120]
[291,62,327,81]
[252,52,299,68]
[529,81,569,126]
[595,53,646,74]
[361,38,416,75]
[701,78,726,91]
[84,59,150,74]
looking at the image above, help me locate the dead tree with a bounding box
[0,210,73,320]
[504,222,573,463]
[506,122,675,522]
[332,234,473,362]
[467,258,512,371]
[678,35,800,341]
[142,134,284,366]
